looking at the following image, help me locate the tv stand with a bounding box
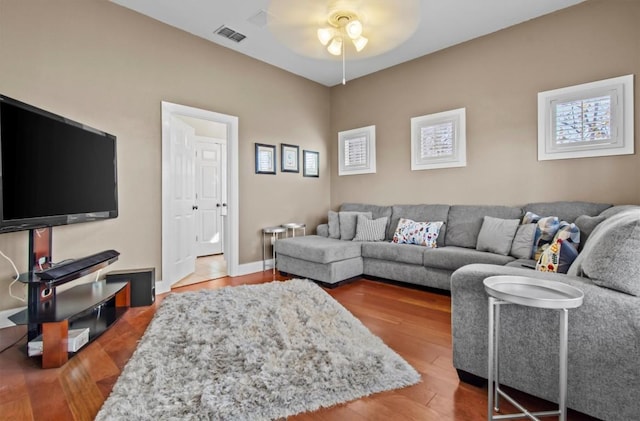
[8,227,129,368]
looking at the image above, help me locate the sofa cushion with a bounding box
[445,205,522,248]
[338,211,372,240]
[581,215,640,296]
[361,242,425,265]
[523,201,611,223]
[476,216,520,256]
[340,203,393,238]
[327,211,340,239]
[569,208,640,278]
[388,204,450,245]
[574,215,605,249]
[316,223,329,238]
[274,235,362,264]
[423,246,515,271]
[510,224,536,259]
[353,215,388,242]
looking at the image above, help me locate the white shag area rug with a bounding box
[96,279,421,421]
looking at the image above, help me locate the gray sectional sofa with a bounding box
[275,201,640,420]
[275,201,610,288]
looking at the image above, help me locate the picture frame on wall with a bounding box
[303,150,319,178]
[281,143,299,173]
[255,143,276,174]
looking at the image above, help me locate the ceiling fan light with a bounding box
[345,19,363,39]
[317,28,333,46]
[327,37,343,56]
[353,36,368,52]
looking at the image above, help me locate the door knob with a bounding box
[222,203,227,207]
[192,205,198,210]
[216,203,221,207]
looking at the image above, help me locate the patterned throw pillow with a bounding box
[352,215,388,242]
[524,211,561,259]
[535,238,579,274]
[392,218,444,248]
[554,221,581,246]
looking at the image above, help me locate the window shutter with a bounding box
[344,136,367,167]
[554,94,612,144]
[420,121,454,158]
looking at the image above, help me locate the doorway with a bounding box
[160,102,239,293]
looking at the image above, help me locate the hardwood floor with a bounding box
[0,272,599,420]
[171,254,228,289]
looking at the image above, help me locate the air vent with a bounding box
[214,25,246,43]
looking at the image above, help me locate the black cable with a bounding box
[0,331,27,354]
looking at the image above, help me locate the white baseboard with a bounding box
[234,259,272,276]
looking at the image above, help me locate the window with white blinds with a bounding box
[411,108,466,171]
[553,95,612,145]
[420,121,454,159]
[344,136,368,167]
[538,74,634,160]
[339,125,376,176]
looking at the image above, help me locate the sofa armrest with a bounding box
[451,263,640,420]
[316,223,329,237]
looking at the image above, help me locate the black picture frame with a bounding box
[280,143,299,173]
[303,150,319,178]
[255,143,276,174]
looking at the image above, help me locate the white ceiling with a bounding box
[111,0,585,87]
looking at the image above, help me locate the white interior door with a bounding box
[161,101,239,294]
[167,116,197,282]
[195,137,226,256]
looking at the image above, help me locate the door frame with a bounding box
[160,101,239,292]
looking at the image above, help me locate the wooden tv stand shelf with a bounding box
[10,280,130,368]
[9,228,128,368]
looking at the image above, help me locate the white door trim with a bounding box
[159,102,239,294]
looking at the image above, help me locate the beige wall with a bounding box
[330,0,640,208]
[0,0,638,312]
[0,0,331,310]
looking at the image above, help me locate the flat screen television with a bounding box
[0,94,118,233]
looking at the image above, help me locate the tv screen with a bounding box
[0,95,118,233]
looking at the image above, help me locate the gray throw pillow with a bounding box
[476,216,520,256]
[328,210,340,239]
[353,215,388,242]
[582,219,640,296]
[510,223,536,259]
[574,214,606,250]
[339,211,372,241]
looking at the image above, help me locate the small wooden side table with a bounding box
[483,276,584,421]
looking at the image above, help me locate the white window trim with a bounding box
[411,108,466,171]
[338,125,376,176]
[537,74,634,161]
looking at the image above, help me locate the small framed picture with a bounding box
[281,143,299,173]
[255,143,276,174]
[303,150,319,178]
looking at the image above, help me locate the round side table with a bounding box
[483,275,584,421]
[262,226,286,275]
[281,222,306,237]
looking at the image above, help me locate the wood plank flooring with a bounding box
[0,272,599,420]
